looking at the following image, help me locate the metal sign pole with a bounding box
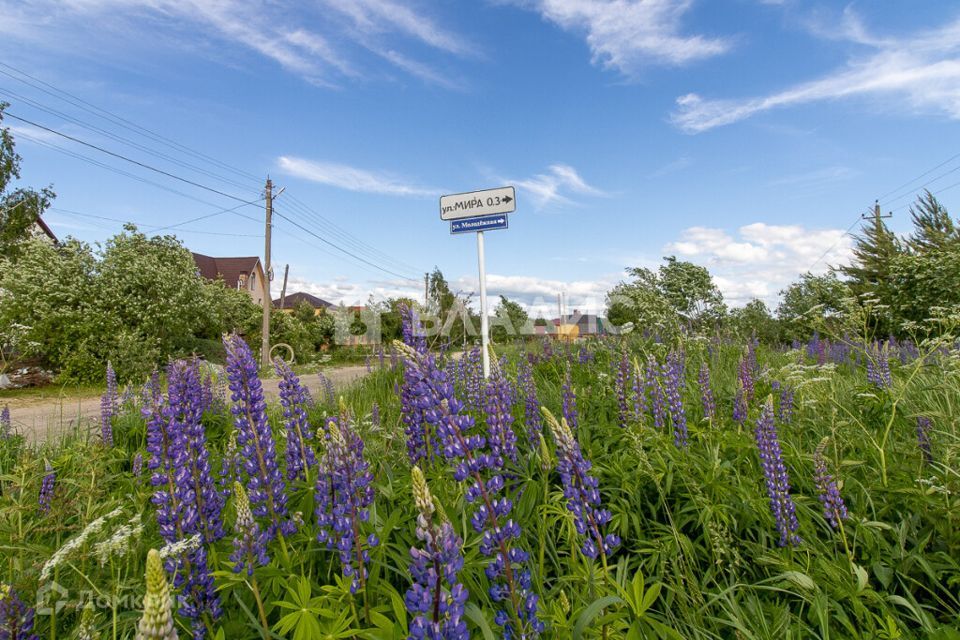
[477,230,490,379]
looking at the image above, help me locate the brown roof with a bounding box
[35,216,58,243]
[273,291,333,310]
[192,253,261,288]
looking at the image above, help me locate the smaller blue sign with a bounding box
[450,213,509,234]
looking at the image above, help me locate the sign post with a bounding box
[441,186,516,379]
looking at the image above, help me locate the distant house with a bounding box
[535,310,609,338]
[192,253,266,306]
[273,291,334,314]
[32,216,58,244]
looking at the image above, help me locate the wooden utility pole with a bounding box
[279,264,289,310]
[261,178,273,368]
[863,199,893,226]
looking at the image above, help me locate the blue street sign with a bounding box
[450,213,509,234]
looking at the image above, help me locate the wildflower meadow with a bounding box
[1,315,958,640]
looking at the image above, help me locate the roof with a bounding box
[192,253,261,288]
[273,291,334,310]
[35,216,58,243]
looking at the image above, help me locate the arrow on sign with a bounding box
[502,196,513,204]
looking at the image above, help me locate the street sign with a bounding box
[440,186,516,221]
[450,214,508,234]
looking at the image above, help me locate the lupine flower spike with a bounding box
[542,408,620,560]
[662,351,688,448]
[134,550,178,640]
[273,357,317,482]
[38,461,55,514]
[224,335,295,540]
[698,362,715,422]
[0,405,10,439]
[916,416,934,463]
[101,361,118,446]
[561,362,579,431]
[406,467,469,640]
[754,397,801,547]
[0,584,38,640]
[813,438,848,529]
[615,347,630,428]
[230,481,269,575]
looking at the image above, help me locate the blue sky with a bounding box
[2,0,959,316]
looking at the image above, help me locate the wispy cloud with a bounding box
[648,156,693,178]
[512,0,731,73]
[510,163,605,209]
[0,0,470,88]
[671,12,960,133]
[663,222,854,305]
[277,156,442,197]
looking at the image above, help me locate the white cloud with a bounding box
[0,0,468,87]
[511,163,605,209]
[664,222,854,305]
[671,14,960,133]
[276,156,442,197]
[515,0,731,73]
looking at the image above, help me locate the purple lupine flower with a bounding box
[777,383,795,425]
[274,358,317,482]
[100,361,118,446]
[541,337,553,361]
[396,342,542,638]
[200,372,214,413]
[371,402,380,430]
[698,362,715,422]
[365,355,372,373]
[400,345,436,465]
[733,383,748,427]
[230,481,269,576]
[544,409,620,560]
[916,416,934,463]
[615,348,630,429]
[142,373,181,544]
[224,335,295,540]
[866,345,892,389]
[172,545,222,635]
[813,439,848,529]
[0,586,38,640]
[737,351,755,404]
[561,362,579,431]
[406,467,469,640]
[631,358,645,423]
[132,452,143,479]
[38,462,55,514]
[646,357,665,430]
[400,303,428,355]
[315,413,378,594]
[517,358,542,446]
[0,405,9,439]
[464,347,484,413]
[484,370,519,464]
[754,398,801,547]
[166,359,225,545]
[662,351,687,447]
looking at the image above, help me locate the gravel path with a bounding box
[3,365,371,444]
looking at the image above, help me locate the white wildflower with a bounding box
[157,534,202,561]
[40,507,124,582]
[94,513,143,566]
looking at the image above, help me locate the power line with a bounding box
[877,150,960,204]
[4,112,251,203]
[805,214,863,273]
[273,209,420,282]
[879,161,960,208]
[0,62,261,184]
[49,206,262,237]
[890,176,960,213]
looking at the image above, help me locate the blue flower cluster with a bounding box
[38,462,55,514]
[813,439,848,529]
[224,335,295,541]
[698,362,715,422]
[615,348,630,429]
[662,351,688,448]
[517,358,542,446]
[1,405,11,439]
[315,414,378,594]
[484,371,518,464]
[754,398,801,547]
[561,362,578,431]
[916,416,934,463]
[544,409,620,560]
[273,358,317,482]
[0,585,38,640]
[867,346,892,389]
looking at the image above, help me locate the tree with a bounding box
[0,102,55,260]
[491,295,531,342]
[906,190,958,253]
[776,272,850,342]
[727,299,778,344]
[887,249,960,334]
[606,257,725,335]
[840,208,903,335]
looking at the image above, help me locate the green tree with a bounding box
[727,299,779,344]
[606,257,725,335]
[887,249,960,334]
[840,207,903,335]
[906,190,958,253]
[491,295,531,342]
[776,272,850,342]
[0,103,56,261]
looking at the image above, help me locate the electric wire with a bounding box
[879,161,960,209]
[805,215,863,273]
[877,150,960,205]
[49,207,262,237]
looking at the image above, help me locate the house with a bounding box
[192,252,266,306]
[32,216,58,244]
[273,291,334,314]
[535,310,609,338]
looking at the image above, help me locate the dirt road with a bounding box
[2,365,371,444]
